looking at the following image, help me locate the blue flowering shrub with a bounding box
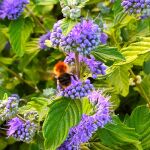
[0,0,150,149]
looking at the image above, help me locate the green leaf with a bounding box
[109,94,120,110]
[112,0,122,15]
[78,0,90,8]
[0,57,15,65]
[144,60,150,74]
[61,18,77,36]
[82,97,92,114]
[25,38,40,54]
[0,138,7,150]
[0,31,7,52]
[98,116,142,150]
[107,65,130,96]
[136,75,150,104]
[125,105,150,149]
[19,97,48,121]
[0,87,10,99]
[43,97,82,150]
[115,39,150,66]
[18,39,40,71]
[114,11,134,28]
[34,0,59,5]
[9,17,33,57]
[91,46,125,62]
[89,142,113,150]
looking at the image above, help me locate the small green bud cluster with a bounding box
[129,75,142,86]
[62,6,81,19]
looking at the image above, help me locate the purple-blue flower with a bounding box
[88,90,111,127]
[64,52,107,79]
[39,32,51,50]
[58,115,97,150]
[59,76,94,99]
[60,19,101,55]
[50,20,62,48]
[0,0,29,20]
[100,32,108,44]
[64,52,75,65]
[7,117,37,142]
[7,117,23,136]
[58,90,111,149]
[121,0,150,19]
[82,55,107,78]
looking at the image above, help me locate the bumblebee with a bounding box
[54,61,74,89]
[54,61,95,89]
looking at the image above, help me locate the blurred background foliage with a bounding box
[0,0,150,149]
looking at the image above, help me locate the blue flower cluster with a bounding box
[83,56,107,79]
[39,32,51,50]
[88,90,111,127]
[60,78,94,99]
[0,0,29,20]
[58,90,111,149]
[58,114,97,150]
[7,117,37,143]
[64,52,107,79]
[50,21,63,48]
[44,19,109,55]
[64,53,75,65]
[0,94,20,121]
[121,0,150,18]
[60,20,101,55]
[100,32,108,44]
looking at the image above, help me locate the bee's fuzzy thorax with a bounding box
[54,61,69,77]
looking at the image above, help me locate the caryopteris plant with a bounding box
[0,0,150,149]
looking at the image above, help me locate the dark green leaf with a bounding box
[144,60,150,74]
[9,17,33,57]
[89,142,113,150]
[140,75,150,101]
[43,97,82,150]
[0,87,10,99]
[125,105,150,149]
[98,116,142,150]
[0,31,7,52]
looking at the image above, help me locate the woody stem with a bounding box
[75,52,80,78]
[25,7,47,32]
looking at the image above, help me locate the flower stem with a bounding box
[129,69,149,103]
[25,7,47,32]
[17,114,26,122]
[75,52,80,78]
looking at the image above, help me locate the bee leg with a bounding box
[57,80,62,91]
